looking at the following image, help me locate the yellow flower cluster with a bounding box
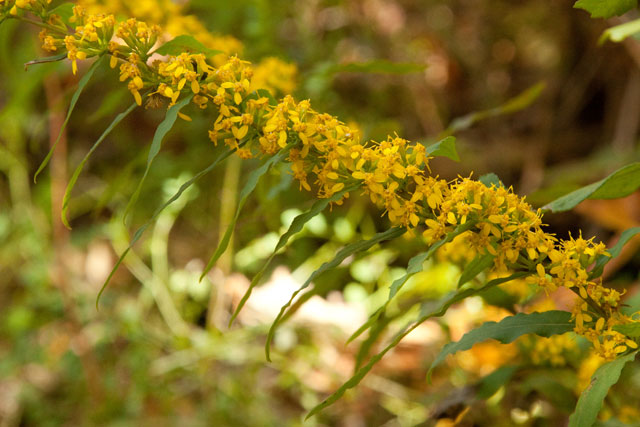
[3,0,48,16]
[77,0,296,92]
[5,0,639,360]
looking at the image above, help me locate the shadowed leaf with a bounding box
[428,311,574,379]
[123,95,193,222]
[62,102,138,228]
[34,55,106,182]
[306,271,529,419]
[97,148,234,308]
[202,147,292,287]
[266,226,406,361]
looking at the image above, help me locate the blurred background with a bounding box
[1,0,640,425]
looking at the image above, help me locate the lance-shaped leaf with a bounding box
[568,351,638,427]
[457,252,496,288]
[305,271,529,419]
[476,365,518,399]
[97,148,234,307]
[24,53,68,70]
[590,226,640,278]
[265,226,406,361]
[201,148,292,284]
[442,82,545,136]
[48,3,75,24]
[324,60,426,75]
[544,163,640,213]
[123,95,193,221]
[34,55,106,182]
[613,323,640,337]
[348,221,477,344]
[231,183,360,325]
[353,313,394,370]
[62,102,138,228]
[427,311,574,380]
[599,18,640,44]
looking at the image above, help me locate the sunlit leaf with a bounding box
[599,18,640,44]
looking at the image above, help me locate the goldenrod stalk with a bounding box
[5,0,638,359]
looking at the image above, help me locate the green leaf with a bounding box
[428,311,574,379]
[48,3,75,24]
[201,148,292,285]
[479,173,503,188]
[443,82,545,136]
[354,314,393,370]
[590,226,640,278]
[266,226,406,361]
[34,55,106,183]
[544,163,640,213]
[425,136,459,162]
[521,373,577,413]
[599,18,640,44]
[457,252,495,288]
[574,0,637,19]
[97,148,234,308]
[480,285,519,311]
[326,60,426,75]
[123,95,193,222]
[348,221,477,344]
[153,34,222,57]
[232,183,360,326]
[476,365,518,399]
[305,271,529,419]
[62,102,138,229]
[24,53,68,70]
[613,323,640,337]
[255,88,278,106]
[569,351,638,427]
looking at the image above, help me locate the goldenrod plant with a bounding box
[2,0,640,425]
